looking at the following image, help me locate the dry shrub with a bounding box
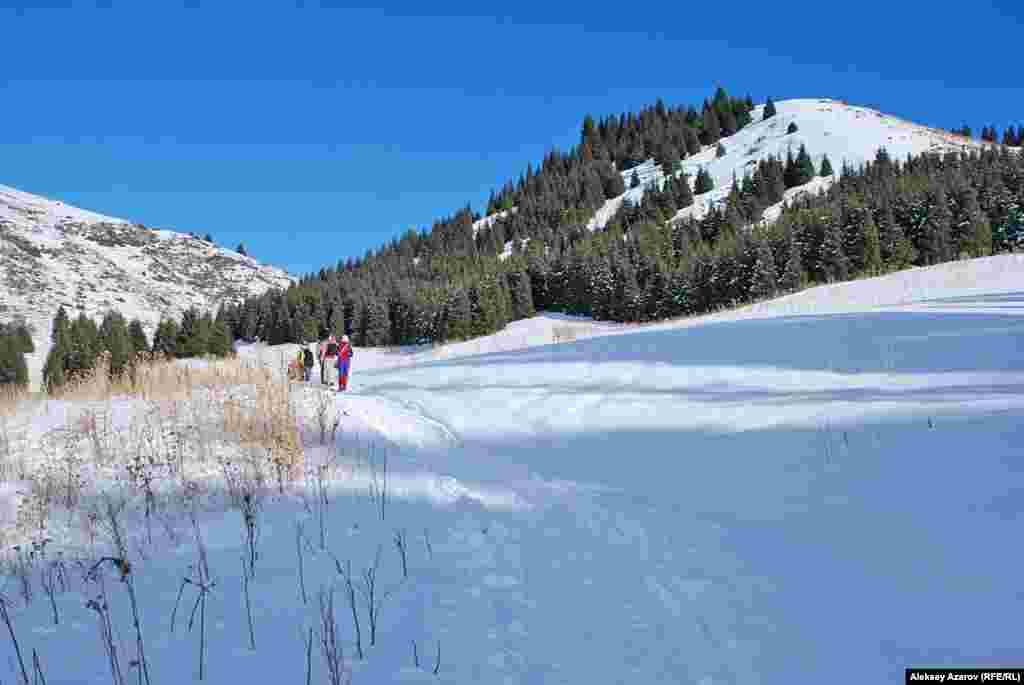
[4,353,305,545]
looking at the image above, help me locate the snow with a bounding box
[585,98,993,231]
[0,184,294,389]
[471,207,517,238]
[4,254,1024,683]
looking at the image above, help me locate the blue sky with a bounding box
[2,0,1022,277]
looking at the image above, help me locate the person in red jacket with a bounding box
[336,334,354,392]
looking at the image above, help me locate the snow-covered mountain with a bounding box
[486,97,998,261]
[0,184,294,380]
[589,97,996,231]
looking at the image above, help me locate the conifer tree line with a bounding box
[41,305,234,391]
[952,124,1023,146]
[232,89,1023,348]
[0,321,34,388]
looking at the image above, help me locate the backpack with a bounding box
[326,342,339,357]
[303,348,314,367]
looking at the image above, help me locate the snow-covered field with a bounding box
[2,255,1023,684]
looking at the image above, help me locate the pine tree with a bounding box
[203,233,213,243]
[821,217,850,282]
[780,236,806,292]
[51,306,70,346]
[718,106,738,136]
[819,154,834,177]
[701,106,721,146]
[787,121,799,135]
[357,299,390,346]
[795,145,815,186]
[630,170,640,189]
[237,242,248,256]
[99,310,132,378]
[716,142,726,159]
[152,319,179,357]
[694,167,714,194]
[0,334,28,388]
[270,300,292,346]
[208,316,234,357]
[509,271,536,319]
[749,240,778,300]
[683,127,701,156]
[128,319,149,355]
[176,307,206,357]
[763,98,777,120]
[861,211,883,276]
[1002,126,1016,147]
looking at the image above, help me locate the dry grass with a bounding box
[0,353,305,552]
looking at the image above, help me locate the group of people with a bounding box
[297,334,354,392]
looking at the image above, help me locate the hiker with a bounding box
[318,339,326,384]
[322,334,339,388]
[302,344,315,382]
[337,334,353,392]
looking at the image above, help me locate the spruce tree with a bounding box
[780,236,805,292]
[177,307,209,357]
[716,142,726,159]
[701,107,721,146]
[718,106,738,137]
[795,145,815,186]
[860,211,883,276]
[0,335,29,388]
[51,306,70,346]
[8,324,34,354]
[787,121,799,135]
[99,310,132,378]
[630,170,640,189]
[694,167,715,194]
[128,319,149,355]
[821,218,850,282]
[237,242,248,256]
[509,271,536,319]
[208,317,234,357]
[819,154,834,177]
[763,98,777,120]
[152,319,180,357]
[749,240,778,300]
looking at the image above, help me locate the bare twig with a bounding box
[318,588,348,685]
[32,648,47,685]
[305,626,313,685]
[0,596,30,685]
[394,529,408,580]
[423,529,433,560]
[241,557,255,650]
[333,558,363,660]
[295,521,308,604]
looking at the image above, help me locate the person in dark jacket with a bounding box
[322,335,339,388]
[302,344,315,382]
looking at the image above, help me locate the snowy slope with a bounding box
[3,254,1024,684]
[0,184,295,386]
[585,98,993,231]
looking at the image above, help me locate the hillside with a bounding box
[584,97,993,231]
[0,184,294,384]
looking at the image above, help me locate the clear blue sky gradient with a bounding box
[2,1,1022,277]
